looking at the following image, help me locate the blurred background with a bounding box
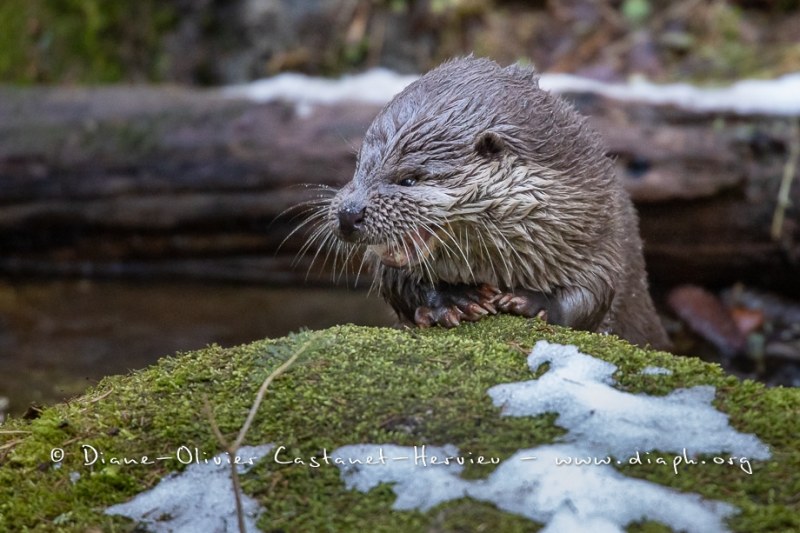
[1,0,799,419]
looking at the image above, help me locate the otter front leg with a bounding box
[496,284,614,332]
[379,268,500,327]
[414,283,501,327]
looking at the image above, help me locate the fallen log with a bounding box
[0,80,797,295]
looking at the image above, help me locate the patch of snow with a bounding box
[641,365,672,375]
[106,444,272,533]
[488,341,770,460]
[482,444,736,533]
[223,68,800,116]
[334,443,737,533]
[540,72,800,115]
[333,341,770,532]
[335,444,468,510]
[222,68,417,107]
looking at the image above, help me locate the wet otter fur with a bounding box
[314,56,669,349]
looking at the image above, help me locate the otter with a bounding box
[315,56,670,349]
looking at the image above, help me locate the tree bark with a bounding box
[1,86,798,295]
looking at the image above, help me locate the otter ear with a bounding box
[474,131,504,158]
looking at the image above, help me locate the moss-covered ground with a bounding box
[0,316,798,532]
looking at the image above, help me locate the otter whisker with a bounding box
[474,224,500,285]
[306,229,343,282]
[413,225,439,287]
[485,218,526,283]
[282,209,330,259]
[274,194,333,223]
[416,215,460,266]
[292,226,327,269]
[442,221,475,283]
[353,247,371,288]
[367,253,383,298]
[422,224,455,264]
[338,240,363,285]
[459,225,477,284]
[395,232,434,287]
[285,182,339,192]
[416,219,456,284]
[477,219,511,286]
[294,212,333,260]
[270,186,336,242]
[330,239,346,284]
[334,238,354,283]
[302,231,334,281]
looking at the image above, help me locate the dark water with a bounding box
[0,280,393,418]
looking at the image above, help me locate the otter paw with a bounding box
[495,289,557,322]
[414,283,501,328]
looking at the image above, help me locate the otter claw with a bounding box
[414,283,503,328]
[497,295,527,313]
[441,308,462,327]
[459,302,491,322]
[414,305,464,328]
[414,306,435,328]
[495,294,513,307]
[477,283,502,299]
[465,302,488,317]
[495,290,552,322]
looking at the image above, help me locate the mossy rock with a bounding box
[0,316,798,532]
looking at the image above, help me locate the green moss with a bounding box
[0,0,176,84]
[1,316,798,532]
[0,1,30,81]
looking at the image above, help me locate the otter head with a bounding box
[326,56,611,288]
[330,118,506,270]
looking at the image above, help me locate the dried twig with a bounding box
[771,118,800,241]
[88,389,114,404]
[0,438,23,462]
[0,438,24,451]
[204,333,318,533]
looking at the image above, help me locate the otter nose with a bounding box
[337,205,366,238]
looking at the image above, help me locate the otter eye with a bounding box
[398,177,417,187]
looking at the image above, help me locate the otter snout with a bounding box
[336,203,366,241]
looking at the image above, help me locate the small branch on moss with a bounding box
[203,399,245,532]
[88,389,114,404]
[204,333,318,533]
[232,335,315,450]
[203,399,230,449]
[0,438,24,449]
[771,118,800,241]
[0,431,31,457]
[0,438,25,459]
